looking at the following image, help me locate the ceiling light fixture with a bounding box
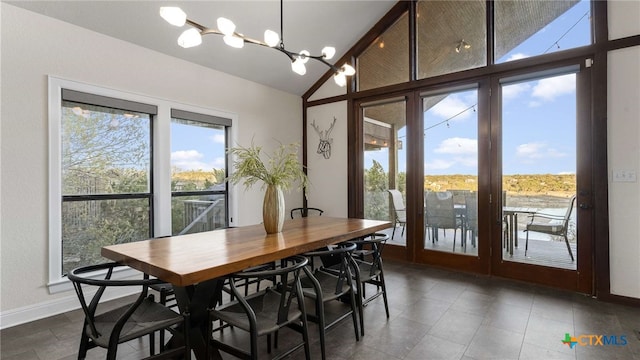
[159,1,355,87]
[455,39,471,53]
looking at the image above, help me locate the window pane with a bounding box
[62,198,150,275]
[495,0,591,63]
[417,0,486,79]
[61,101,151,195]
[423,88,478,256]
[171,117,228,235]
[172,194,227,235]
[362,100,406,247]
[357,13,409,91]
[171,119,226,191]
[500,72,577,269]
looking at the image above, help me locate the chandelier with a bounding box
[159,1,356,87]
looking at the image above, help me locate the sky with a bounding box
[170,122,226,173]
[170,0,591,177]
[364,0,591,176]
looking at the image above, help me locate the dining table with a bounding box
[101,216,392,359]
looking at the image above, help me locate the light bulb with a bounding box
[217,17,236,36]
[321,46,336,59]
[223,35,244,48]
[178,28,202,48]
[341,64,356,76]
[160,7,187,27]
[264,30,280,47]
[291,59,307,75]
[334,72,347,87]
[299,50,310,64]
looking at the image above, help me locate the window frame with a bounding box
[48,77,238,293]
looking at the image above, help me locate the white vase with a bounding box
[263,184,285,234]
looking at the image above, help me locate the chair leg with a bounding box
[391,223,396,240]
[525,230,529,257]
[564,235,575,261]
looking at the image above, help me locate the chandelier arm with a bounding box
[177,13,346,75]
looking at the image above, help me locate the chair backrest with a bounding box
[67,262,161,339]
[561,195,577,230]
[229,255,308,325]
[304,242,357,296]
[351,233,388,277]
[290,207,324,219]
[464,193,478,231]
[425,191,457,228]
[387,189,406,222]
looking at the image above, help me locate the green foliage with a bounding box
[227,141,309,192]
[364,160,391,220]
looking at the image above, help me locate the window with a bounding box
[495,0,592,63]
[49,78,235,291]
[357,12,410,91]
[416,0,487,79]
[170,109,230,235]
[60,90,154,276]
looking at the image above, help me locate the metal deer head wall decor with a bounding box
[311,117,337,159]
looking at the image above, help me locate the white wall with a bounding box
[305,102,349,217]
[607,0,640,299]
[607,46,640,298]
[0,3,302,326]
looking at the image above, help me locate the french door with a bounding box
[356,62,593,293]
[490,62,593,293]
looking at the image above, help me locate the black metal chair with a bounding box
[290,207,324,218]
[68,262,191,360]
[208,256,311,360]
[300,242,360,360]
[349,233,390,336]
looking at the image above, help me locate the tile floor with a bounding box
[1,260,639,360]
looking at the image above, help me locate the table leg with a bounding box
[173,279,224,360]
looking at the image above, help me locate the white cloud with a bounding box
[171,150,210,170]
[516,142,567,160]
[434,137,477,155]
[425,159,454,171]
[502,82,531,100]
[211,134,226,144]
[531,73,575,102]
[430,95,475,122]
[506,53,529,61]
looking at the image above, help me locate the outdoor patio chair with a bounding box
[524,195,576,261]
[425,191,463,250]
[68,262,191,360]
[388,189,407,240]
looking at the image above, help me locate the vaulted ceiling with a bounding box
[7,1,397,96]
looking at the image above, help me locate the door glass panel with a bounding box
[495,0,591,63]
[500,72,577,270]
[362,100,406,246]
[423,88,478,256]
[417,0,487,79]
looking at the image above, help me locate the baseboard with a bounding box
[0,287,136,330]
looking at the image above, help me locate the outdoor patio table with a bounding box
[502,207,538,256]
[101,216,392,359]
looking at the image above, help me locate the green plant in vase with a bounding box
[228,141,308,233]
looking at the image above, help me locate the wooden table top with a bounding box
[101,217,391,287]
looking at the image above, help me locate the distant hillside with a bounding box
[425,174,576,195]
